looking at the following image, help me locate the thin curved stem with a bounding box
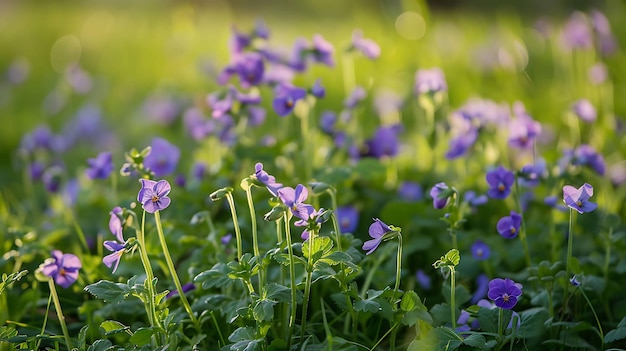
[301,230,315,340]
[393,234,403,305]
[245,187,264,292]
[225,193,243,261]
[137,210,160,332]
[48,279,72,350]
[450,267,457,330]
[283,213,297,350]
[514,178,532,267]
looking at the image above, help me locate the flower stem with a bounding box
[69,209,89,253]
[564,208,575,313]
[514,178,532,267]
[497,308,504,349]
[35,294,53,350]
[244,187,264,292]
[154,211,200,329]
[450,266,457,330]
[579,286,604,348]
[283,213,297,350]
[225,192,243,261]
[137,211,160,333]
[393,234,403,306]
[301,230,315,340]
[48,279,72,350]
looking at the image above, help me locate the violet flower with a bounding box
[40,250,82,288]
[362,218,393,255]
[497,211,522,239]
[416,269,432,290]
[278,184,310,219]
[165,283,196,299]
[351,29,381,59]
[398,181,423,202]
[311,79,325,98]
[86,152,114,180]
[486,166,514,199]
[218,52,265,88]
[414,67,447,95]
[471,274,490,304]
[311,34,335,67]
[336,206,359,233]
[137,179,172,213]
[471,240,490,260]
[487,278,522,310]
[363,125,401,159]
[143,138,180,177]
[272,82,307,117]
[254,162,283,196]
[344,86,366,109]
[295,205,324,240]
[571,99,596,123]
[464,191,488,207]
[430,182,451,209]
[563,183,597,214]
[544,195,569,212]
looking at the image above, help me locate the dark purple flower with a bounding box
[486,166,514,199]
[137,179,172,213]
[430,182,451,209]
[398,181,423,202]
[363,125,401,159]
[218,52,265,88]
[351,29,381,59]
[278,184,310,219]
[29,161,45,181]
[471,241,490,260]
[497,211,522,239]
[20,125,54,154]
[336,206,359,233]
[86,152,114,180]
[254,162,283,196]
[40,250,82,288]
[42,166,63,193]
[363,218,393,255]
[414,68,447,94]
[488,278,522,309]
[229,26,251,55]
[143,138,180,177]
[319,111,337,135]
[311,34,335,67]
[311,79,325,98]
[518,161,546,188]
[344,86,366,109]
[192,162,206,181]
[165,283,196,299]
[272,82,307,117]
[572,99,596,123]
[471,274,490,304]
[175,174,186,188]
[563,183,597,214]
[416,269,432,290]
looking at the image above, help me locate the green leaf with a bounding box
[253,299,277,322]
[229,327,256,342]
[0,326,18,341]
[605,316,626,344]
[87,339,113,351]
[99,320,130,336]
[433,327,463,350]
[84,280,132,303]
[302,236,333,261]
[402,309,434,327]
[353,158,386,181]
[354,299,380,313]
[401,290,421,311]
[462,333,488,349]
[516,307,549,339]
[445,249,460,266]
[264,283,291,303]
[0,270,28,296]
[129,327,158,346]
[78,325,89,351]
[194,263,235,289]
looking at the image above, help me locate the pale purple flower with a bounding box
[430,182,451,209]
[137,179,172,213]
[414,68,447,94]
[86,152,114,180]
[272,82,307,117]
[588,63,608,85]
[278,184,310,219]
[563,183,597,214]
[183,108,215,141]
[508,112,542,150]
[363,125,401,159]
[351,29,381,59]
[143,95,179,125]
[295,205,324,240]
[336,206,359,233]
[40,250,82,288]
[143,138,180,177]
[464,191,488,207]
[218,52,265,88]
[572,99,596,123]
[311,34,335,67]
[561,12,593,50]
[544,196,568,212]
[362,218,393,255]
[344,86,366,109]
[254,162,283,196]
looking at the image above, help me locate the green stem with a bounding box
[368,323,399,351]
[48,279,72,350]
[497,308,504,350]
[225,192,243,261]
[69,209,89,253]
[360,252,386,299]
[35,294,53,350]
[154,211,200,329]
[393,234,403,306]
[301,230,315,340]
[514,179,532,267]
[244,187,264,292]
[579,287,604,349]
[137,211,160,332]
[283,213,297,350]
[450,266,456,330]
[564,208,575,312]
[603,227,613,283]
[300,102,312,182]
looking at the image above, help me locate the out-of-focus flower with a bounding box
[143,138,180,177]
[414,67,447,95]
[336,206,359,233]
[561,11,593,50]
[486,166,514,199]
[563,183,597,214]
[488,278,522,310]
[311,34,335,67]
[471,241,490,260]
[398,181,423,202]
[184,108,215,141]
[311,79,325,98]
[137,179,172,213]
[6,58,30,85]
[471,274,490,304]
[508,102,541,150]
[40,250,82,288]
[42,166,63,193]
[143,95,180,125]
[497,211,522,239]
[416,269,432,290]
[165,283,196,299]
[221,233,233,245]
[272,82,307,117]
[571,99,596,123]
[218,52,265,88]
[344,86,367,109]
[86,152,114,180]
[363,125,401,159]
[588,63,608,85]
[464,191,488,207]
[351,29,381,59]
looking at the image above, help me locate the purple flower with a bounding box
[143,138,180,177]
[464,191,488,207]
[563,183,597,214]
[414,68,447,94]
[29,161,45,181]
[471,274,490,304]
[295,205,324,240]
[311,79,325,98]
[192,162,207,181]
[497,211,522,239]
[486,166,514,199]
[456,310,472,333]
[137,179,172,213]
[363,125,401,159]
[278,184,310,218]
[508,112,542,150]
[570,275,581,287]
[42,166,63,193]
[430,182,451,209]
[165,283,196,299]
[416,269,432,290]
[86,152,114,180]
[561,12,593,50]
[319,111,337,135]
[218,52,265,88]
[311,34,335,67]
[344,86,366,109]
[544,195,569,212]
[471,241,490,260]
[398,182,423,202]
[351,29,381,59]
[362,218,393,255]
[40,250,82,288]
[221,233,233,245]
[571,99,596,123]
[247,106,266,127]
[446,129,478,159]
[103,235,126,274]
[336,206,359,233]
[588,63,608,85]
[143,95,180,125]
[254,162,283,196]
[229,26,251,55]
[572,145,605,175]
[184,108,215,141]
[487,278,522,309]
[272,82,307,117]
[518,160,546,187]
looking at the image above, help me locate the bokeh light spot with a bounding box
[50,35,82,73]
[395,11,426,41]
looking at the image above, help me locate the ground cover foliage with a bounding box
[1,1,626,350]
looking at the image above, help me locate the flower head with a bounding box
[311,79,325,98]
[86,151,114,180]
[414,67,447,94]
[40,250,82,288]
[272,82,307,117]
[254,162,283,196]
[278,184,309,218]
[507,104,541,150]
[362,218,394,255]
[486,166,514,199]
[295,206,326,240]
[398,182,423,202]
[430,182,451,209]
[351,29,381,59]
[487,278,522,310]
[563,183,597,214]
[336,206,359,233]
[363,125,401,159]
[311,34,335,67]
[497,211,522,239]
[572,99,596,123]
[471,240,491,260]
[137,179,172,213]
[143,138,180,177]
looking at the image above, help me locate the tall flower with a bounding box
[487,278,522,310]
[40,250,82,288]
[137,179,172,213]
[486,166,514,199]
[86,151,114,180]
[143,138,180,177]
[362,218,393,255]
[563,183,597,214]
[496,211,522,239]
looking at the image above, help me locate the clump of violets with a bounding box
[563,183,597,214]
[488,278,523,310]
[86,151,114,180]
[137,179,172,213]
[430,182,452,209]
[40,250,82,288]
[486,166,514,199]
[497,211,522,239]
